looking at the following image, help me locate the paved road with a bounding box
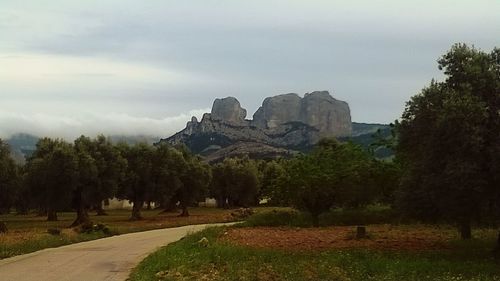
[0,223,230,281]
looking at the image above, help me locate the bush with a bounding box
[241,207,402,227]
[320,207,399,226]
[241,209,309,227]
[230,208,255,219]
[77,222,112,235]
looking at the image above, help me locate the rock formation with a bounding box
[252,91,351,137]
[211,97,247,124]
[161,91,352,162]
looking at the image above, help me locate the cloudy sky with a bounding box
[1,0,499,139]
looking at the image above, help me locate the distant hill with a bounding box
[343,123,394,159]
[3,120,394,165]
[5,133,39,164]
[351,122,391,136]
[107,135,160,145]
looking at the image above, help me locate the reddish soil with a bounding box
[222,225,455,252]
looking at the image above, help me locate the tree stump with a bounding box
[356,226,366,239]
[0,222,7,233]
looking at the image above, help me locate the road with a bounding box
[0,223,230,281]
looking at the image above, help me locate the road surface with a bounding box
[0,223,230,281]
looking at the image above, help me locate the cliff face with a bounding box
[210,97,247,124]
[161,91,352,162]
[253,91,352,137]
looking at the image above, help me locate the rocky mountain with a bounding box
[344,123,393,159]
[162,91,353,162]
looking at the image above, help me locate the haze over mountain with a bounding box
[1,1,498,139]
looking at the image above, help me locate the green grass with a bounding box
[0,207,236,259]
[130,226,500,281]
[0,231,107,259]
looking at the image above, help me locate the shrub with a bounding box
[241,207,402,227]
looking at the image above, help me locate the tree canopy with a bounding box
[278,139,376,226]
[396,44,500,239]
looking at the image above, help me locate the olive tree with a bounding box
[396,44,499,240]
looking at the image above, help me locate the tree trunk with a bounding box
[37,207,47,217]
[130,200,143,221]
[95,203,108,216]
[0,221,7,233]
[179,205,189,217]
[70,190,91,227]
[70,204,90,227]
[356,226,367,239]
[459,222,472,240]
[47,209,58,221]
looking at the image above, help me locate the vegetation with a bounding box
[0,135,218,226]
[0,208,235,259]
[0,139,19,231]
[130,226,500,281]
[275,139,385,226]
[396,44,500,241]
[241,207,400,228]
[210,156,260,208]
[0,42,499,279]
[176,147,212,217]
[24,138,77,221]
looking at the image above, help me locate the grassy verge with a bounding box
[130,226,500,281]
[0,207,235,259]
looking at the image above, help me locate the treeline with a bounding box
[0,114,402,235]
[0,134,398,226]
[0,136,212,226]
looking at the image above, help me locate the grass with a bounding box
[0,207,236,259]
[130,226,500,281]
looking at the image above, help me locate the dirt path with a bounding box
[0,223,231,281]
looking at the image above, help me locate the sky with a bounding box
[1,0,499,139]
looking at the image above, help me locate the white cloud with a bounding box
[0,52,206,87]
[0,108,209,140]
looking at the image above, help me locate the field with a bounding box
[130,211,500,281]
[0,207,236,259]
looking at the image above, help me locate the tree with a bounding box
[0,139,18,214]
[151,143,184,212]
[71,136,98,226]
[177,149,211,217]
[87,135,126,216]
[259,160,287,205]
[25,138,77,221]
[116,143,154,220]
[370,159,401,205]
[0,139,18,232]
[209,157,260,208]
[279,139,375,226]
[396,44,500,240]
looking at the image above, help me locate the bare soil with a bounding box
[223,225,457,252]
